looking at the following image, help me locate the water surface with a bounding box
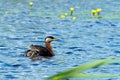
[0,0,120,80]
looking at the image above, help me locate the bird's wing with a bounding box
[29,44,54,57]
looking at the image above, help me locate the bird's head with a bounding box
[45,36,58,43]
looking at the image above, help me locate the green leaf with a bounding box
[47,58,120,80]
[69,73,119,78]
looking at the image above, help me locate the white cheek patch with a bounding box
[46,38,52,42]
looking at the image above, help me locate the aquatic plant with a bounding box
[29,1,34,12]
[64,13,69,16]
[4,11,8,14]
[91,8,102,18]
[91,10,97,16]
[96,8,102,15]
[71,16,77,20]
[60,15,66,19]
[47,58,120,80]
[60,8,77,20]
[70,7,74,16]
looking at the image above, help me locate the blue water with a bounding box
[0,0,120,80]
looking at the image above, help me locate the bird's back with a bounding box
[30,44,54,57]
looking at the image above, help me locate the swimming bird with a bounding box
[24,36,57,60]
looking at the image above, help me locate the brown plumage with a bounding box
[24,36,57,60]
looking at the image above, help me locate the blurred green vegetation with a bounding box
[47,58,120,80]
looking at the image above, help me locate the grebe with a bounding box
[24,36,57,60]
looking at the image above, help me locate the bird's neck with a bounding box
[45,42,53,53]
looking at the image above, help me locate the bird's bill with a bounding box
[53,38,58,41]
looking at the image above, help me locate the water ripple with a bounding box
[0,0,120,80]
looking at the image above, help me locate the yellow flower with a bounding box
[70,7,74,12]
[60,15,66,19]
[91,10,97,16]
[91,10,96,13]
[96,8,102,13]
[29,2,33,6]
